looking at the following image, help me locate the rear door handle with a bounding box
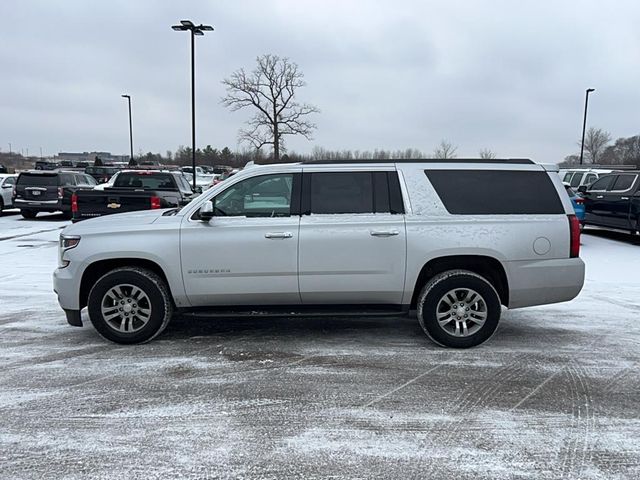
[370,230,400,237]
[621,197,629,200]
[264,232,293,239]
[596,195,604,199]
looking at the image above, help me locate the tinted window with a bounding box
[60,174,76,185]
[310,172,373,214]
[584,173,597,185]
[425,170,564,215]
[569,173,584,187]
[589,175,615,191]
[17,173,58,186]
[611,174,636,192]
[113,173,176,190]
[563,172,573,182]
[214,174,293,217]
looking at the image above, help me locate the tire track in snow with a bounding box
[0,226,65,242]
[559,363,595,479]
[417,353,534,476]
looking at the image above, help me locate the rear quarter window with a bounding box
[425,170,564,215]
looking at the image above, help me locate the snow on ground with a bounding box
[0,209,639,479]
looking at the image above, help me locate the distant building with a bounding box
[55,151,129,164]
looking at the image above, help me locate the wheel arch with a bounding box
[410,255,509,309]
[79,258,172,310]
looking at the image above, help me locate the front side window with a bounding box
[563,172,574,182]
[584,173,597,185]
[214,174,293,217]
[589,175,616,192]
[611,174,636,192]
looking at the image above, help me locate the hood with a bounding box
[62,209,170,236]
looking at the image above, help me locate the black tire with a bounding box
[0,198,4,213]
[417,269,501,348]
[87,267,173,344]
[21,209,37,219]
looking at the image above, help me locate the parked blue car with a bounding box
[564,183,585,223]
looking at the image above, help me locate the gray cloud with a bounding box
[1,0,638,162]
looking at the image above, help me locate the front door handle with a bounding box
[370,230,400,237]
[264,232,293,239]
[596,195,604,199]
[621,196,630,200]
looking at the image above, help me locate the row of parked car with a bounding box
[1,166,239,220]
[561,168,640,236]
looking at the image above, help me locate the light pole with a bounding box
[171,19,213,190]
[121,94,134,165]
[579,88,595,165]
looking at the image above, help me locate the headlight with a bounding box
[59,235,81,268]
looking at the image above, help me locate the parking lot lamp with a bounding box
[579,88,595,165]
[171,20,214,190]
[121,94,134,165]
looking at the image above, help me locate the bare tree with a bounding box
[221,54,319,161]
[580,127,612,164]
[433,140,458,159]
[478,148,496,159]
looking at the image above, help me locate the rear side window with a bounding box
[17,173,59,186]
[562,172,573,182]
[307,172,404,215]
[425,170,564,215]
[611,174,636,192]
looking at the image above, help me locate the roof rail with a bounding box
[303,158,535,165]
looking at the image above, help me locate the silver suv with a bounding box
[54,159,584,348]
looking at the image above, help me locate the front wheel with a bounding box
[417,270,501,348]
[87,267,173,344]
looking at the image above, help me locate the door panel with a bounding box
[181,216,301,306]
[180,172,302,306]
[298,214,406,304]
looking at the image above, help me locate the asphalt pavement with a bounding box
[0,210,638,479]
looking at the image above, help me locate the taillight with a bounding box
[12,187,16,199]
[150,196,161,209]
[568,214,580,258]
[574,198,584,205]
[71,193,78,213]
[58,187,64,199]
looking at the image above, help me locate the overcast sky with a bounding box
[1,0,639,162]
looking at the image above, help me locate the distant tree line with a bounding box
[561,128,640,166]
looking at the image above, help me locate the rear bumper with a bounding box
[14,199,67,211]
[506,257,585,309]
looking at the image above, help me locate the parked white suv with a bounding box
[54,159,585,348]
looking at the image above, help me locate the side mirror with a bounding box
[199,201,214,221]
[577,185,587,194]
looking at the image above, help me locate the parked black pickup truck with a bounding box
[579,171,640,235]
[72,170,196,222]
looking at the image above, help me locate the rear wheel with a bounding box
[21,209,37,219]
[0,198,4,213]
[417,270,501,348]
[87,267,173,344]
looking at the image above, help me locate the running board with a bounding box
[179,305,410,319]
